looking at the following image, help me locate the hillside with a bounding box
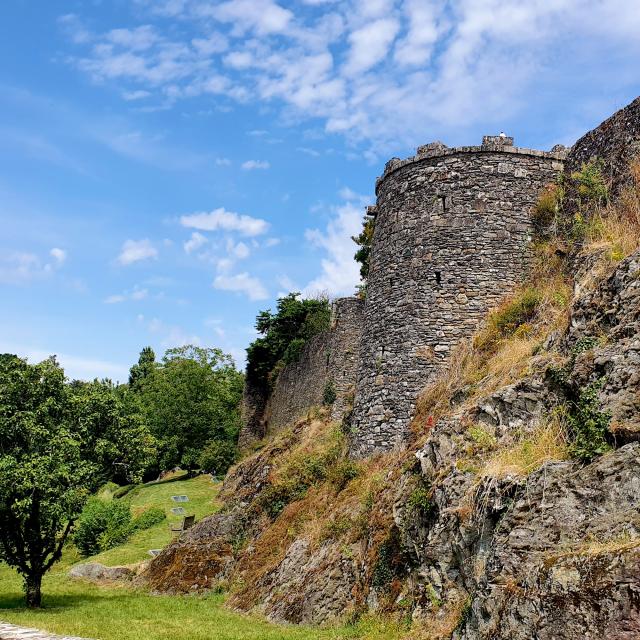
[145,97,640,639]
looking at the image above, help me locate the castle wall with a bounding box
[350,138,565,457]
[238,296,363,446]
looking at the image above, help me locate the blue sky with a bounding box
[1,0,638,381]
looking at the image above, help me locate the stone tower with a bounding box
[350,135,566,457]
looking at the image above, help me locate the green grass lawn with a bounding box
[0,475,403,640]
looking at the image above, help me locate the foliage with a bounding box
[257,423,345,518]
[131,507,166,531]
[323,379,337,405]
[327,459,360,491]
[0,355,134,606]
[352,214,376,282]
[371,529,407,589]
[245,293,331,390]
[136,345,243,472]
[198,439,237,476]
[128,346,156,390]
[467,425,497,450]
[73,498,132,556]
[406,487,433,517]
[68,378,157,484]
[571,159,609,209]
[565,379,612,462]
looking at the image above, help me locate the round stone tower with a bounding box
[350,135,566,457]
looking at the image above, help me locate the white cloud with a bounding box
[147,317,201,348]
[64,0,640,154]
[0,344,129,382]
[122,89,151,100]
[213,272,269,300]
[241,159,270,170]
[0,247,68,284]
[304,189,371,297]
[227,239,250,259]
[184,231,208,253]
[116,238,158,265]
[104,286,149,304]
[180,207,269,236]
[343,18,400,76]
[50,247,67,265]
[215,157,231,166]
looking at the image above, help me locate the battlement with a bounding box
[376,135,567,194]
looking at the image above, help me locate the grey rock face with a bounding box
[351,139,565,457]
[68,562,134,581]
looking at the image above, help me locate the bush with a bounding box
[571,159,609,208]
[322,380,337,406]
[566,379,612,462]
[73,498,132,556]
[406,487,434,517]
[132,507,166,531]
[198,439,237,476]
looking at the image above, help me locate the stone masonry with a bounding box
[350,136,566,457]
[238,296,363,446]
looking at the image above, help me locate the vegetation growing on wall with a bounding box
[245,293,331,390]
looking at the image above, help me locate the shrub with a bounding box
[73,498,132,556]
[406,487,434,517]
[132,507,166,531]
[571,159,609,208]
[323,379,337,406]
[198,439,237,476]
[566,379,612,462]
[327,459,360,491]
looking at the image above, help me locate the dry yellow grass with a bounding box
[479,419,570,479]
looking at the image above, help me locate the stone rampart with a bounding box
[238,296,363,446]
[350,137,566,457]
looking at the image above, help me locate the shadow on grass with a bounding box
[0,589,136,612]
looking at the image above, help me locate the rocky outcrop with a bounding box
[68,562,135,582]
[564,96,640,199]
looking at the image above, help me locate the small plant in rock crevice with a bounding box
[564,378,612,462]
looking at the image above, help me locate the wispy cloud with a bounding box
[304,188,370,297]
[116,238,158,265]
[0,247,68,285]
[213,272,269,300]
[180,207,269,236]
[104,286,149,304]
[241,159,270,170]
[183,231,208,254]
[61,0,640,154]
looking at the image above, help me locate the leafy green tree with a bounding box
[246,293,331,390]
[0,356,96,607]
[352,213,375,281]
[139,345,243,471]
[128,346,156,390]
[68,379,157,484]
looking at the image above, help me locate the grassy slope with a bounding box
[0,475,397,640]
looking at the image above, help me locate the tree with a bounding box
[245,293,331,390]
[68,379,157,484]
[0,355,95,607]
[352,213,375,281]
[128,346,156,390]
[139,346,243,471]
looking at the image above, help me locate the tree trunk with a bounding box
[25,573,42,608]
